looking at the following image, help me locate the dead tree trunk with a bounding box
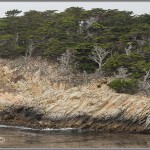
[125,42,132,55]
[89,46,109,71]
[142,70,150,97]
[24,39,34,62]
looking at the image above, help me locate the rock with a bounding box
[0,58,150,133]
[3,66,13,75]
[32,69,41,83]
[0,137,5,143]
[145,115,150,128]
[59,82,66,90]
[3,114,14,120]
[69,91,83,100]
[11,74,25,83]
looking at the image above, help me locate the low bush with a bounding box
[107,78,138,94]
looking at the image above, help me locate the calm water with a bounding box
[0,125,150,148]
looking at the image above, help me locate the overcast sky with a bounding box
[0,2,150,18]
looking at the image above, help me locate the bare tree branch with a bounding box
[58,49,74,75]
[89,46,109,70]
[125,42,132,55]
[15,32,19,46]
[142,70,150,97]
[24,39,34,62]
[114,67,129,79]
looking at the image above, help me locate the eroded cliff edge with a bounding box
[0,58,150,133]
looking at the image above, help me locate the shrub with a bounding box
[107,78,138,94]
[97,84,101,88]
[102,53,143,74]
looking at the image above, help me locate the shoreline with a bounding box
[0,105,150,134]
[0,124,77,131]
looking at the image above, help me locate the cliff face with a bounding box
[0,58,150,133]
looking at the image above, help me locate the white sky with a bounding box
[0,2,150,18]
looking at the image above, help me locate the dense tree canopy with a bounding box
[0,8,149,79]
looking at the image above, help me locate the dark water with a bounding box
[0,126,150,148]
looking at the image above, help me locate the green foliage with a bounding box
[74,43,98,73]
[0,7,149,77]
[5,9,22,17]
[102,53,143,76]
[43,40,68,58]
[131,61,150,78]
[0,34,14,40]
[108,79,138,94]
[90,22,103,29]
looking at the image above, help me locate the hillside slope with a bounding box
[0,58,149,133]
